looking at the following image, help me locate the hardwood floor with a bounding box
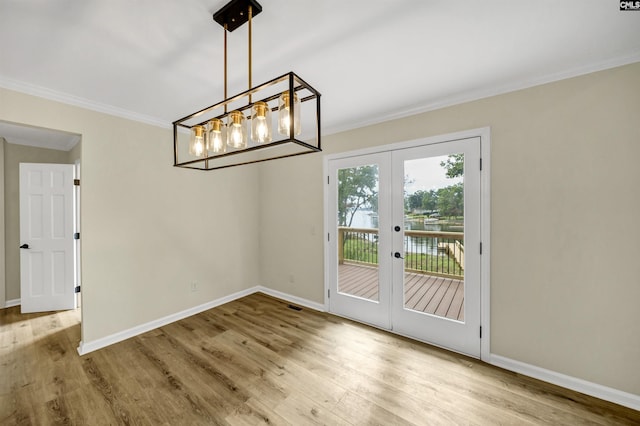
[1,293,639,425]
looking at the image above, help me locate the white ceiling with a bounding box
[1,0,639,141]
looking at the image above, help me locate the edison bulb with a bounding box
[207,118,225,154]
[189,125,206,157]
[278,91,301,136]
[251,101,272,143]
[227,110,247,149]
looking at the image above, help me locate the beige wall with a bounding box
[0,88,261,343]
[2,140,73,300]
[258,62,640,396]
[0,138,5,308]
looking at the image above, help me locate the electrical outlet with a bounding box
[190,281,198,292]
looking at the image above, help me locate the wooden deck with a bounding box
[338,263,465,321]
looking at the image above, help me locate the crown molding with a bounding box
[324,52,640,136]
[2,51,639,136]
[0,76,170,129]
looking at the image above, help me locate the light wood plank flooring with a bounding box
[2,293,639,425]
[339,263,464,321]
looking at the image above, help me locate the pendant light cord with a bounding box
[248,5,252,104]
[224,23,228,113]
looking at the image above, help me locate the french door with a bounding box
[327,137,482,357]
[326,152,392,329]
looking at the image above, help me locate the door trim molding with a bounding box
[323,127,491,360]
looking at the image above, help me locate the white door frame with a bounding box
[324,127,491,360]
[74,159,81,307]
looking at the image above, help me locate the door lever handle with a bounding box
[20,243,30,249]
[394,252,404,259]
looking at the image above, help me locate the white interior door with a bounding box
[391,138,481,357]
[19,163,76,313]
[326,136,483,358]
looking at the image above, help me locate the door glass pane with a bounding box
[402,154,465,321]
[337,164,380,301]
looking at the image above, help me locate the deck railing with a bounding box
[338,227,464,279]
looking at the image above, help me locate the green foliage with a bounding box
[342,236,378,264]
[338,165,378,227]
[404,252,463,276]
[436,182,464,218]
[406,190,426,212]
[406,189,439,213]
[421,190,438,212]
[404,185,463,218]
[440,153,464,179]
[404,154,464,217]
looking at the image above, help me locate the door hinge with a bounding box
[74,232,80,240]
[327,233,330,242]
[480,326,482,338]
[328,289,330,298]
[480,158,483,171]
[480,242,482,254]
[74,179,80,186]
[75,286,81,293]
[327,176,329,184]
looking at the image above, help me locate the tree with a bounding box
[406,189,439,214]
[437,182,464,218]
[421,189,438,213]
[407,190,426,212]
[440,154,464,179]
[338,166,378,227]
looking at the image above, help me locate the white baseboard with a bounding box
[256,286,325,312]
[77,287,259,356]
[489,354,640,411]
[76,286,324,356]
[4,298,20,308]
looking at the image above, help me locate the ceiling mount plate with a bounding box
[213,0,263,32]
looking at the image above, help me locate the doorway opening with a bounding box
[0,120,82,338]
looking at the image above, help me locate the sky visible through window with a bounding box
[404,155,463,194]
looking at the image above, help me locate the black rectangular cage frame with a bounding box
[172,71,321,171]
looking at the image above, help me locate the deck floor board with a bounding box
[338,263,465,321]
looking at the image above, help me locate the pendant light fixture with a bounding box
[173,0,321,171]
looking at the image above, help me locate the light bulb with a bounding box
[278,91,301,136]
[227,110,247,149]
[189,125,206,157]
[207,118,225,154]
[251,101,272,143]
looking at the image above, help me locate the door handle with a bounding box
[394,252,404,259]
[20,243,30,249]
